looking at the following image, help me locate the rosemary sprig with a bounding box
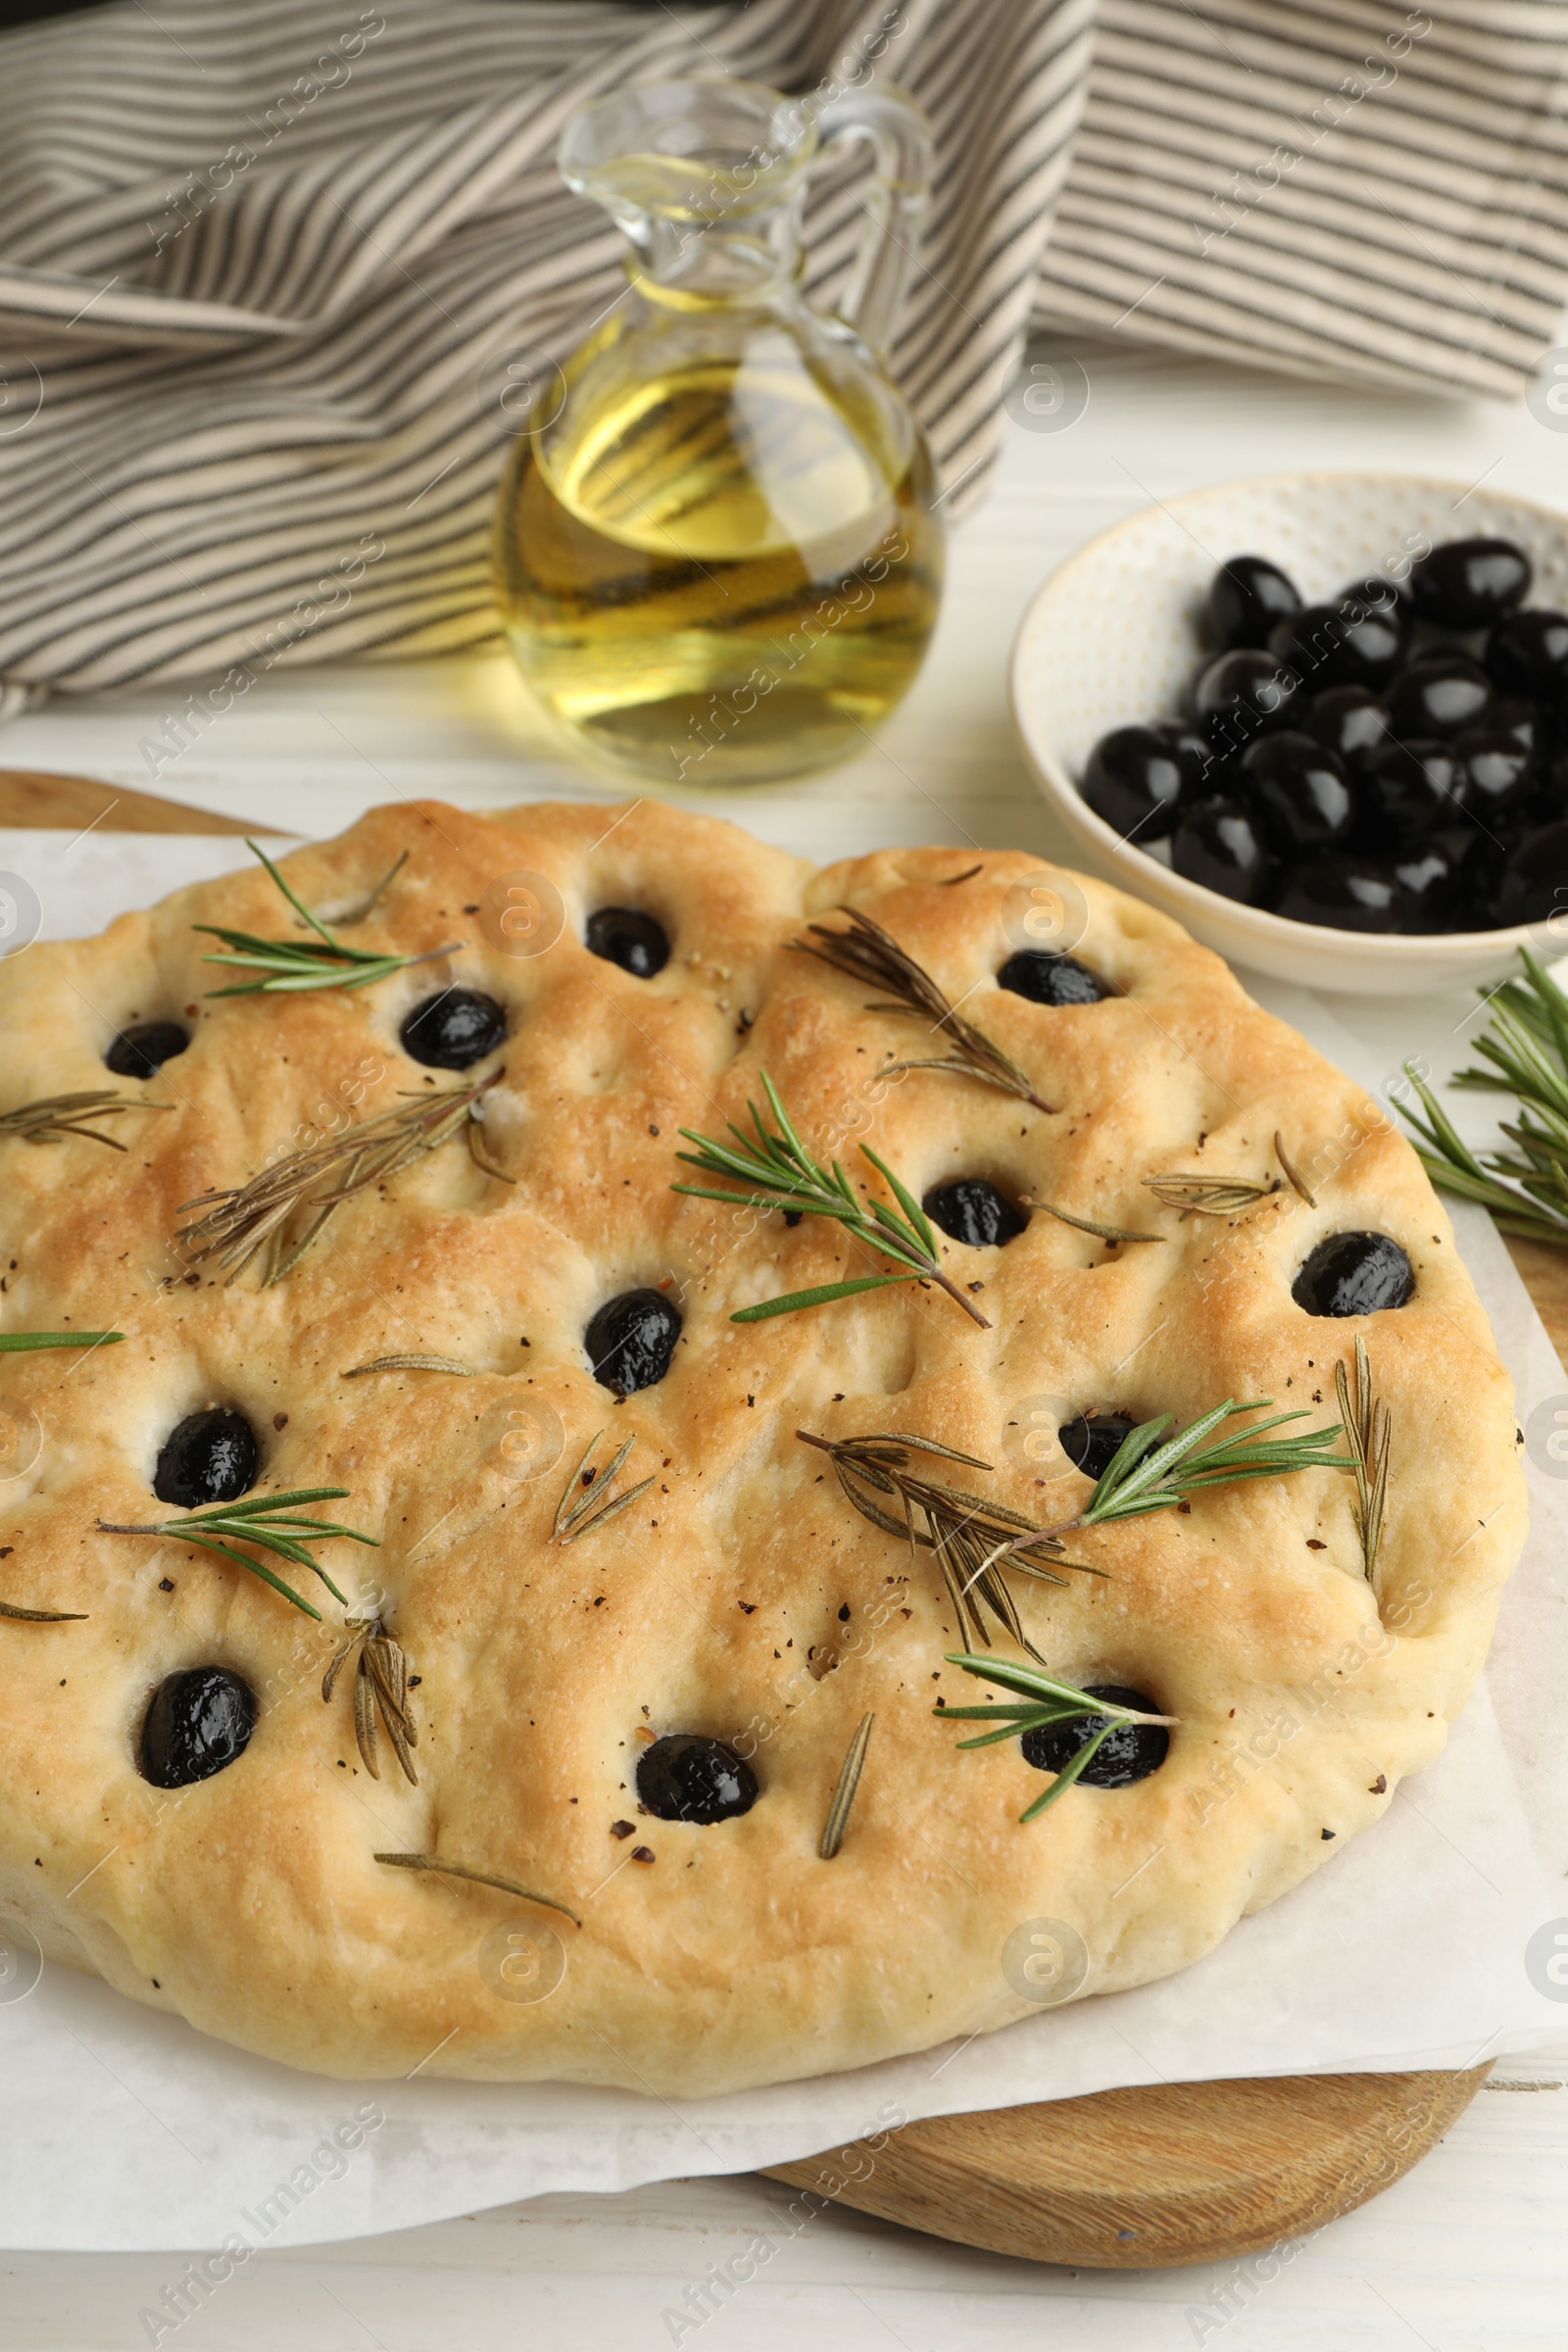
[0,1599,87,1621]
[554,1430,655,1544]
[95,1486,376,1620]
[1065,1398,1353,1532]
[341,1354,476,1379]
[805,1404,1351,1650]
[176,1071,507,1284]
[819,1711,874,1858]
[792,907,1053,1113]
[194,839,459,996]
[323,1617,417,1783]
[674,1073,990,1327]
[1142,1131,1315,1217]
[0,1090,170,1150]
[1396,951,1568,1245]
[373,1851,580,1927]
[1334,1336,1390,1585]
[797,1429,1096,1659]
[0,1331,122,1351]
[939,1651,1177,1823]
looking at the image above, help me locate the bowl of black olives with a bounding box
[1010,472,1568,993]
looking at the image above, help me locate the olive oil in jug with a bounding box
[492,77,944,788]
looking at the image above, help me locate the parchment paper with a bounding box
[1,831,1565,2253]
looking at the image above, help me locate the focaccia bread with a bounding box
[0,800,1525,2093]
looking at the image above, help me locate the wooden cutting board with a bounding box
[2,767,1547,2269]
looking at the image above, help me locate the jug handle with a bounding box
[810,87,933,359]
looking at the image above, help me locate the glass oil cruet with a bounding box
[492,75,944,788]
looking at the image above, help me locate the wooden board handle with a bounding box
[763,2065,1492,2268]
[0,767,260,835]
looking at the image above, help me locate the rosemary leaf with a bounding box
[939,1651,1177,1825]
[791,906,1053,1113]
[553,1431,657,1544]
[674,1072,990,1327]
[373,1851,581,1927]
[1334,1336,1391,1586]
[96,1487,376,1620]
[341,1354,476,1378]
[0,1090,171,1151]
[0,1600,87,1621]
[0,1331,122,1351]
[1274,1132,1317,1206]
[177,1071,504,1284]
[1024,1197,1161,1244]
[731,1274,910,1321]
[353,1642,377,1770]
[819,1712,874,1859]
[194,840,460,997]
[330,850,409,926]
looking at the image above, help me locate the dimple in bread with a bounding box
[0,800,1524,2093]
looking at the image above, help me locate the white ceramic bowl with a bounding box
[1009,470,1568,995]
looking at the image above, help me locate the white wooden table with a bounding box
[3,340,1568,2349]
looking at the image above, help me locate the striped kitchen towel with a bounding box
[0,0,1563,714]
[1038,0,1568,398]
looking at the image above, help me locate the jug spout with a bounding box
[560,77,816,303]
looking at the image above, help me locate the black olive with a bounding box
[1081,727,1187,839]
[1272,855,1412,933]
[1191,648,1303,755]
[1057,1411,1138,1482]
[1410,537,1532,630]
[1240,731,1354,853]
[154,1407,259,1509]
[1304,685,1391,773]
[1391,838,1463,928]
[1205,555,1301,650]
[1154,721,1215,788]
[997,951,1108,1004]
[140,1666,257,1789]
[1170,797,1270,905]
[1361,739,1467,843]
[1491,819,1568,928]
[585,906,670,978]
[585,1288,681,1397]
[1530,749,1568,826]
[1487,609,1568,704]
[1457,728,1535,823]
[1490,697,1549,760]
[1336,573,1408,616]
[105,1021,188,1079]
[1292,1232,1414,1316]
[922,1178,1027,1249]
[636,1733,758,1823]
[1268,599,1404,694]
[1449,823,1521,927]
[1020,1684,1169,1788]
[400,989,506,1070]
[1386,655,1492,741]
